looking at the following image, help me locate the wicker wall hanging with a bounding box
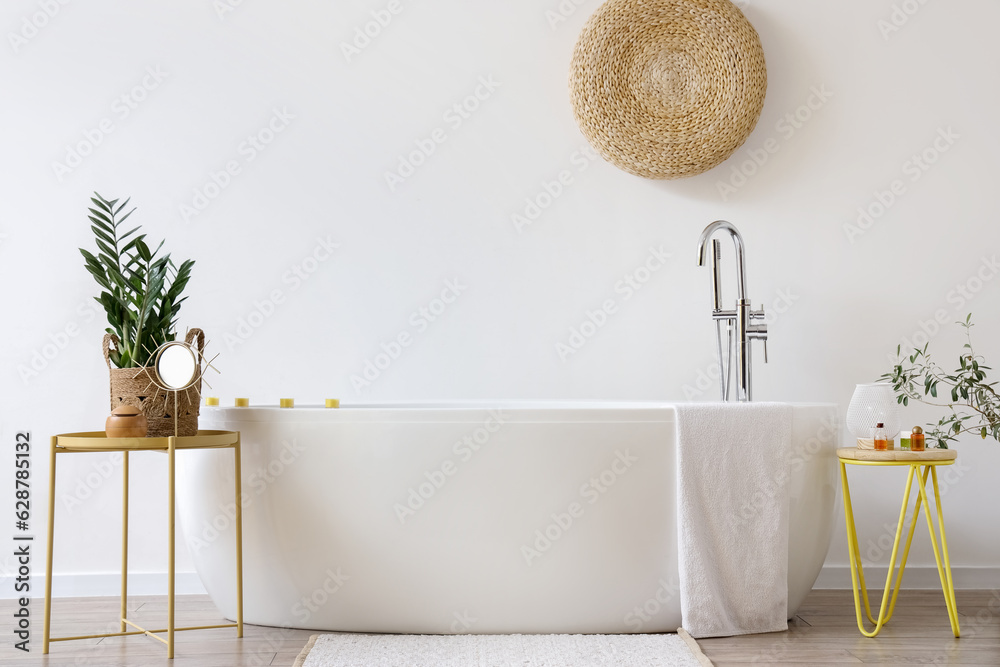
[569,0,767,180]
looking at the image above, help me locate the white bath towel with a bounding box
[674,402,793,638]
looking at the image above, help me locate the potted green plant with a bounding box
[881,314,999,448]
[80,192,201,436]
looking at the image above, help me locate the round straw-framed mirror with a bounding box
[154,341,200,391]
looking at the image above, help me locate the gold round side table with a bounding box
[837,447,960,638]
[43,430,243,659]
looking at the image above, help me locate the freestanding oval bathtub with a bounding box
[178,402,838,633]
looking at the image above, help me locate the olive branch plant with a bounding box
[79,192,195,368]
[880,314,1000,449]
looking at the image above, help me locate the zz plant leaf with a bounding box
[80,192,196,368]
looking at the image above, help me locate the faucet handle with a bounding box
[747,320,768,363]
[750,308,767,321]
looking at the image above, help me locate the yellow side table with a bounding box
[837,447,960,638]
[43,430,244,659]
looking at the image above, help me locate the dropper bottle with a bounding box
[873,423,888,451]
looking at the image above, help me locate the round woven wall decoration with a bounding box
[569,0,767,180]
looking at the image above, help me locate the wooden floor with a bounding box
[699,589,1000,666]
[3,594,314,666]
[2,589,997,665]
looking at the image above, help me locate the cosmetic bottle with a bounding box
[899,432,911,450]
[873,423,888,451]
[910,426,925,452]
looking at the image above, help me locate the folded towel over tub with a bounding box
[674,402,793,638]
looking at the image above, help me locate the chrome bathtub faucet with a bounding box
[696,221,768,402]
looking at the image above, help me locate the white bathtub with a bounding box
[178,401,838,633]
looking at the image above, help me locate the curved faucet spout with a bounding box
[697,220,746,301]
[697,219,765,402]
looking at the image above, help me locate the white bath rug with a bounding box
[293,630,713,667]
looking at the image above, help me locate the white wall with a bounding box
[2,0,999,596]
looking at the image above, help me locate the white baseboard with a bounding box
[6,567,999,600]
[815,566,1000,590]
[2,572,207,599]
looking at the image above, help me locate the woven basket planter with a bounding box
[103,329,204,438]
[569,0,767,179]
